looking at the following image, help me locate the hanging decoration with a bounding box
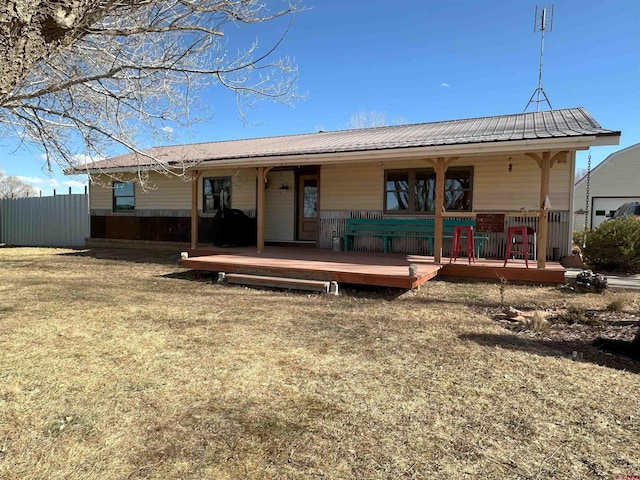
[278,170,289,190]
[582,149,592,242]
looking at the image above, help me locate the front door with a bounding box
[297,174,318,241]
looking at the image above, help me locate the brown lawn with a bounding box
[0,247,638,479]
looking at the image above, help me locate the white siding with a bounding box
[264,170,295,241]
[198,168,256,211]
[89,172,191,211]
[473,154,571,211]
[320,153,572,213]
[136,173,191,210]
[321,162,383,210]
[90,169,257,212]
[574,143,640,229]
[89,175,114,210]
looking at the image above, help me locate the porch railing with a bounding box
[319,210,570,260]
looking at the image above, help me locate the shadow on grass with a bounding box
[460,332,640,374]
[417,296,501,310]
[161,270,219,284]
[159,269,410,300]
[58,248,181,266]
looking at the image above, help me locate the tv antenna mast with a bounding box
[524,5,554,112]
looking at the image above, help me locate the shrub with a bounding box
[573,230,586,249]
[525,311,549,333]
[562,305,602,326]
[581,217,640,272]
[606,297,627,313]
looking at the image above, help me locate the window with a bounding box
[384,168,472,214]
[203,177,231,213]
[113,181,135,211]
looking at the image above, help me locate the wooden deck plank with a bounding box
[439,259,565,284]
[179,247,564,289]
[225,274,331,292]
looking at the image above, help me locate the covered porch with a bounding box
[180,246,565,289]
[186,150,571,271]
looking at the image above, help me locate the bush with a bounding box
[562,306,602,326]
[606,297,627,312]
[573,230,586,249]
[582,217,640,272]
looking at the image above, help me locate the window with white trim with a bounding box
[384,167,473,214]
[112,181,135,211]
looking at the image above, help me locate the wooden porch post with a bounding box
[256,167,265,253]
[190,170,199,250]
[537,152,551,269]
[433,157,446,263]
[526,151,569,269]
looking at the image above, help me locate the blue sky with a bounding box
[0,0,637,195]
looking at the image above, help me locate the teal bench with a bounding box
[343,218,488,256]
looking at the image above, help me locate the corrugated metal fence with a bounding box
[0,193,89,247]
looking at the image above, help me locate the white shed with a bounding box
[574,143,640,230]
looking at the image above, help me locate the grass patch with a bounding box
[524,311,550,334]
[561,305,603,326]
[606,296,629,313]
[0,247,639,479]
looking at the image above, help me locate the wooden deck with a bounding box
[180,246,565,289]
[439,258,565,284]
[182,247,441,289]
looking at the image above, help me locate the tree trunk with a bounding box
[0,1,111,105]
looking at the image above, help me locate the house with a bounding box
[573,142,640,231]
[77,108,619,270]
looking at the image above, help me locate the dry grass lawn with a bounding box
[0,247,639,479]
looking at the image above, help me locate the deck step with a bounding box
[222,273,338,295]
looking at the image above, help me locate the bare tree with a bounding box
[0,172,39,198]
[575,167,589,183]
[346,110,408,129]
[0,1,300,177]
[348,110,388,129]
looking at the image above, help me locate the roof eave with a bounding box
[589,132,621,146]
[191,135,615,169]
[76,132,621,175]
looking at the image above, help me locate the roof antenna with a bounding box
[524,5,554,112]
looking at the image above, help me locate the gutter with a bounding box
[73,134,621,175]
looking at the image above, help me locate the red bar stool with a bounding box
[450,225,476,264]
[504,226,535,267]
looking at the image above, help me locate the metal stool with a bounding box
[450,225,475,264]
[503,226,535,267]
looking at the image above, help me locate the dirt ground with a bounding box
[494,304,639,373]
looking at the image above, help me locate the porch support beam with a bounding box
[537,151,551,269]
[426,156,459,263]
[525,151,568,168]
[433,157,448,263]
[423,156,459,169]
[190,170,199,250]
[256,166,267,253]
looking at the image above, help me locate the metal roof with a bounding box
[80,107,620,172]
